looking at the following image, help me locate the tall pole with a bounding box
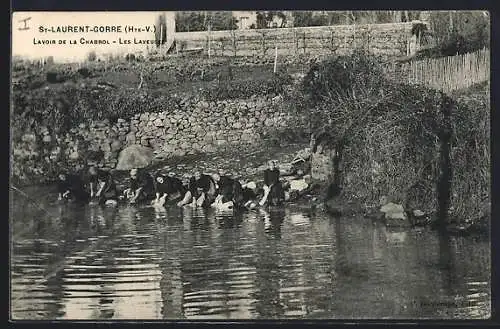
[208,23,211,58]
[273,45,278,73]
[449,11,453,33]
[160,24,163,54]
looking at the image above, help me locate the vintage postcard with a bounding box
[10,11,491,320]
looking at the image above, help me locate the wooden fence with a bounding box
[388,48,490,94]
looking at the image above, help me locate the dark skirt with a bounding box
[165,191,184,204]
[97,188,118,204]
[268,182,285,206]
[131,190,155,205]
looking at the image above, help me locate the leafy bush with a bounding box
[301,50,386,109]
[45,71,59,83]
[428,11,490,56]
[125,53,136,62]
[296,51,452,215]
[293,51,489,224]
[11,83,184,133]
[87,51,97,62]
[77,67,92,78]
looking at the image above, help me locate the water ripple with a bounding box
[10,189,491,320]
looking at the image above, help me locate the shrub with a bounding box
[45,71,59,83]
[301,50,386,108]
[125,53,136,62]
[296,51,454,218]
[294,51,489,224]
[87,51,97,62]
[11,83,184,133]
[77,67,92,78]
[449,82,490,224]
[429,11,490,56]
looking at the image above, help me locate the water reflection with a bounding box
[10,186,491,320]
[439,234,459,289]
[260,208,285,238]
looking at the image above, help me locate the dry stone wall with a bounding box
[11,96,294,184]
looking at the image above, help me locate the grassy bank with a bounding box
[12,55,305,94]
[11,53,490,227]
[11,56,298,135]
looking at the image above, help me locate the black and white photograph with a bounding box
[10,10,491,320]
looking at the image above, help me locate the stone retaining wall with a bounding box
[11,96,295,184]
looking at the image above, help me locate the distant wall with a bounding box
[175,22,419,58]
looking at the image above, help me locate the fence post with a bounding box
[352,23,356,53]
[207,24,211,58]
[232,30,237,57]
[302,31,306,54]
[220,39,225,56]
[261,32,266,57]
[293,28,298,55]
[160,24,163,55]
[273,45,278,74]
[330,30,335,52]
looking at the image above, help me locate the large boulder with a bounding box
[289,179,309,192]
[380,202,408,221]
[115,145,154,170]
[110,139,122,152]
[294,147,312,161]
[69,151,80,160]
[279,162,294,175]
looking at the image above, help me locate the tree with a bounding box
[428,11,490,55]
[256,11,267,29]
[292,11,314,27]
[325,12,345,25]
[155,13,167,46]
[208,11,238,30]
[344,11,355,24]
[251,11,289,28]
[372,11,393,23]
[176,11,238,32]
[310,14,329,26]
[175,11,205,32]
[276,11,287,27]
[86,51,96,62]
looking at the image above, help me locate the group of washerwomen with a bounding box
[57,160,289,210]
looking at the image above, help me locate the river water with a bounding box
[10,186,491,320]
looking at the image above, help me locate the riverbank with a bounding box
[11,52,490,230]
[109,142,310,193]
[11,55,305,186]
[11,142,307,199]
